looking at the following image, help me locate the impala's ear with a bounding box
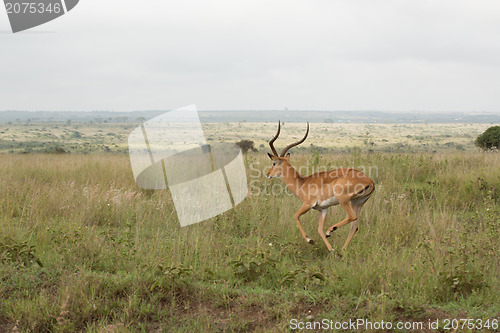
[267,153,274,160]
[284,153,290,160]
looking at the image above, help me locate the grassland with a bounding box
[0,121,499,332]
[0,122,493,154]
[1,148,499,332]
[204,122,492,153]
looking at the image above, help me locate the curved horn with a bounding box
[280,122,309,157]
[268,121,281,156]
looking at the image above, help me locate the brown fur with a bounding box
[267,126,375,252]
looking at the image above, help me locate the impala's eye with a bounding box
[272,162,277,166]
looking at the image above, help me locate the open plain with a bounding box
[0,121,498,332]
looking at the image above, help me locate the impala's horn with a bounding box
[280,122,309,157]
[268,121,281,156]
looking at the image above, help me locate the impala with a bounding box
[266,122,375,252]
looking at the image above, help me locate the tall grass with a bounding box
[0,152,498,332]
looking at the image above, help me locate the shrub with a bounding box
[44,146,67,154]
[475,126,500,150]
[0,238,43,268]
[231,248,277,282]
[235,140,257,154]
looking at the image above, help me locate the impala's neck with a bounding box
[281,161,305,198]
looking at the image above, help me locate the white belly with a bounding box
[316,196,339,209]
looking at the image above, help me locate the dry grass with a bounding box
[0,122,492,154]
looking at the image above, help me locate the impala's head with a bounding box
[266,121,309,179]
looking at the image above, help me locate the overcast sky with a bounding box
[1,0,500,112]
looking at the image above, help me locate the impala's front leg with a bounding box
[318,209,333,251]
[294,203,313,244]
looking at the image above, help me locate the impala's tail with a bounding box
[353,183,375,200]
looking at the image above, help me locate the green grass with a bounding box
[0,152,499,332]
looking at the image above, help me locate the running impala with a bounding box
[266,122,375,252]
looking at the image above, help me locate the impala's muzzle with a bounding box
[266,168,280,179]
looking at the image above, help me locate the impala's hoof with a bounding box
[326,227,337,237]
[306,237,314,245]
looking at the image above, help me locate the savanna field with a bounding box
[0,123,499,332]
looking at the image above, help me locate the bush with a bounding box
[231,248,277,282]
[0,238,43,268]
[44,146,68,154]
[235,140,257,154]
[475,126,500,150]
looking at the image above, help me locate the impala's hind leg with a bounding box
[342,220,359,250]
[342,195,370,250]
[325,200,356,237]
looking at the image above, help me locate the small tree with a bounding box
[475,126,500,151]
[235,140,257,154]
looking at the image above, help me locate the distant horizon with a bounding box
[2,109,499,124]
